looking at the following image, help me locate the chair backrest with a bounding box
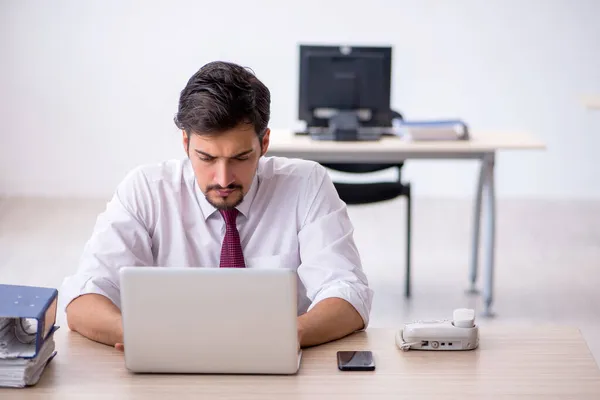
[322,163,403,174]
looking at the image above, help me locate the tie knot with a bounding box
[219,208,239,226]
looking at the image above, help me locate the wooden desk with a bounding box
[6,327,600,399]
[267,130,546,316]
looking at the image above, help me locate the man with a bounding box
[59,61,373,351]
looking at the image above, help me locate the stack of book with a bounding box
[0,284,59,388]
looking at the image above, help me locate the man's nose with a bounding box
[215,160,234,188]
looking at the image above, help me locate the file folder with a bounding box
[0,284,59,359]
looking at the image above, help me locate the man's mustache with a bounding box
[207,184,243,191]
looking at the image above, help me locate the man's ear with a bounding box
[182,130,190,154]
[260,128,270,156]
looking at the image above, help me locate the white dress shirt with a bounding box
[59,156,373,326]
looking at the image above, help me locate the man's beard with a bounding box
[205,183,244,210]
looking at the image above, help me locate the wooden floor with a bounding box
[1,196,599,363]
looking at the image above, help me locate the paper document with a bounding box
[0,318,57,388]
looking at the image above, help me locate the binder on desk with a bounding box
[0,284,59,388]
[393,119,470,141]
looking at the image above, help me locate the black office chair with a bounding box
[323,162,412,298]
[320,112,413,298]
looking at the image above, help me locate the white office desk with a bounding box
[266,129,546,316]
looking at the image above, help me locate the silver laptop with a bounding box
[119,267,301,374]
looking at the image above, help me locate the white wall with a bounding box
[1,0,599,199]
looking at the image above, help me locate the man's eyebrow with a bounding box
[194,149,254,159]
[231,149,254,158]
[194,150,215,158]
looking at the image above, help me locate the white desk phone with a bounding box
[395,308,479,351]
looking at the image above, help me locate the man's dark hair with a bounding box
[174,61,271,144]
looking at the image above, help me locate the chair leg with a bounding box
[405,185,412,298]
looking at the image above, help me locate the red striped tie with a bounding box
[219,209,246,268]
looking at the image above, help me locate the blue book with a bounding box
[0,284,59,359]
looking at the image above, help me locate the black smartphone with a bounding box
[337,351,375,371]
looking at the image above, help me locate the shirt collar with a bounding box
[192,161,261,221]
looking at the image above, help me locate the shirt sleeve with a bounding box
[296,163,374,328]
[58,168,155,314]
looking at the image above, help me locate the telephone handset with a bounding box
[395,308,479,351]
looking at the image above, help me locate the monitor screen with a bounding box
[298,45,393,128]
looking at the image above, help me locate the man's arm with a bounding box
[59,167,154,349]
[66,294,123,348]
[297,298,364,348]
[296,163,374,348]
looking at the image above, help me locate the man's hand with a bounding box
[297,297,364,348]
[66,293,124,348]
[115,343,124,352]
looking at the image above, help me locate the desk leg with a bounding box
[468,158,485,294]
[482,153,496,317]
[405,187,412,298]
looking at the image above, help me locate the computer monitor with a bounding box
[298,44,393,141]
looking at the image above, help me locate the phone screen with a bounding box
[337,351,375,371]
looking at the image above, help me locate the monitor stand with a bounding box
[308,111,382,141]
[328,111,360,141]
